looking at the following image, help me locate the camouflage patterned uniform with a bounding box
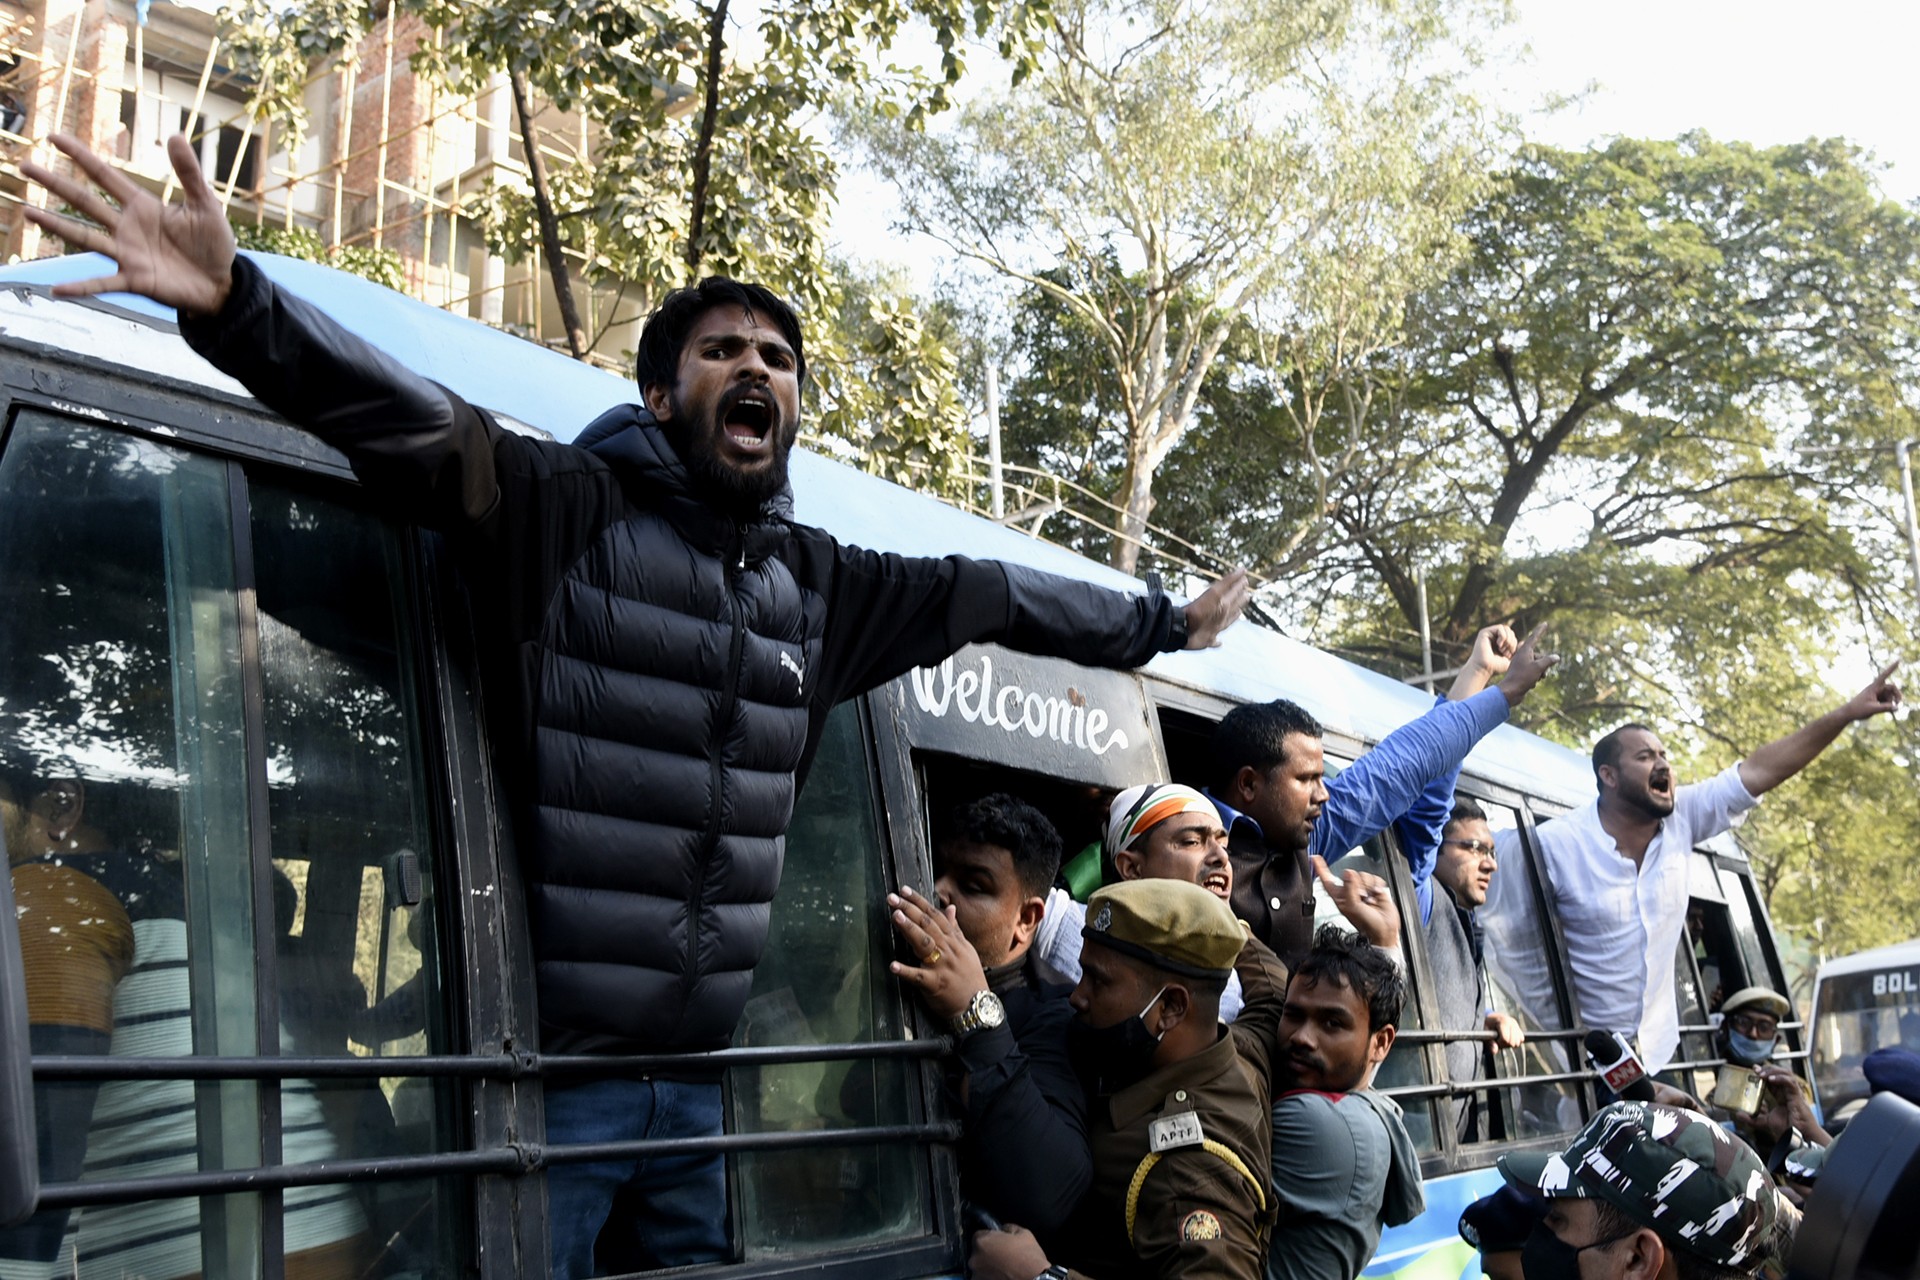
[1498,1101,1783,1272]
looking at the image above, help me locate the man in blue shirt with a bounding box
[1391,625,1544,1139]
[1212,625,1556,970]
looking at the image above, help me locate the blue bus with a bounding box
[0,254,1807,1280]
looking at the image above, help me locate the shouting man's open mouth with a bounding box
[720,386,777,460]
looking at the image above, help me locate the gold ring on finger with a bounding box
[924,948,942,966]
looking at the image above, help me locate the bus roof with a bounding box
[0,251,1599,806]
[1816,940,1920,980]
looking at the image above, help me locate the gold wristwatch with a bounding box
[951,988,1006,1037]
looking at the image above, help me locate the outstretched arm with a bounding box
[1322,623,1558,860]
[1738,662,1902,796]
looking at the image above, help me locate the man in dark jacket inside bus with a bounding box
[887,795,1089,1244]
[21,133,1250,1277]
[1213,626,1558,971]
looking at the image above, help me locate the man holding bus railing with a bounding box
[885,795,1091,1244]
[18,133,1252,1277]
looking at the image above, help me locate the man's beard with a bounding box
[667,389,795,516]
[1623,778,1676,819]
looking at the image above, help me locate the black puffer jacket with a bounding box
[184,256,1187,1056]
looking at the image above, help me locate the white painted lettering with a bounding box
[955,668,981,722]
[995,684,1024,730]
[907,655,1135,760]
[910,660,954,715]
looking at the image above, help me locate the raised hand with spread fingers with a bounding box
[20,132,235,316]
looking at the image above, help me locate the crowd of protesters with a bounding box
[5,130,1913,1280]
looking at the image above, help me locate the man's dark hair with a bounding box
[633,277,808,393]
[1293,923,1404,1033]
[1211,699,1324,791]
[941,793,1063,899]
[1591,723,1655,787]
[1589,1201,1747,1280]
[1447,795,1487,827]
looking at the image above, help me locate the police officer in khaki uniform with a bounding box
[970,877,1287,1280]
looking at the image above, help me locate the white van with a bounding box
[1807,940,1920,1118]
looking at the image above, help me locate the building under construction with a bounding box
[0,0,1233,582]
[0,0,646,365]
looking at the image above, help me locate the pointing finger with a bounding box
[1309,854,1340,892]
[1876,659,1901,683]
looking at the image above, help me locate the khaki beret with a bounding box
[1721,987,1789,1020]
[1083,878,1247,979]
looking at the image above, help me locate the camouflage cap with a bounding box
[1083,878,1246,979]
[1497,1102,1777,1268]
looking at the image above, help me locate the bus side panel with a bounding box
[1363,1166,1501,1280]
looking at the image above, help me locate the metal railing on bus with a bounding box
[27,1039,958,1209]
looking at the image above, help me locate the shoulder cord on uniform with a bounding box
[1124,1140,1269,1243]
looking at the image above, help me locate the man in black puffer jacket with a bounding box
[22,133,1250,1276]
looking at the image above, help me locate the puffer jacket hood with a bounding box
[574,402,796,528]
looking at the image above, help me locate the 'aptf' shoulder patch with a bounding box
[1180,1210,1223,1242]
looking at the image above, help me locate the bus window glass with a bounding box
[1480,807,1582,1142]
[0,415,369,1280]
[1721,874,1776,1014]
[729,702,928,1259]
[251,483,462,1272]
[1668,928,1713,1072]
[1316,829,1438,1156]
[1810,961,1920,1113]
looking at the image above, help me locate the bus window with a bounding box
[727,702,929,1261]
[1480,806,1583,1142]
[1810,953,1920,1114]
[0,413,416,1279]
[1720,872,1779,1014]
[1316,829,1439,1156]
[250,482,463,1271]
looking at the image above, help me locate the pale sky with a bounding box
[828,1,1920,271]
[1510,0,1920,200]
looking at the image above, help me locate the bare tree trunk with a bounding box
[684,0,730,278]
[509,66,588,360]
[1112,459,1157,575]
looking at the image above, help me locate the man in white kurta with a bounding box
[1495,663,1901,1071]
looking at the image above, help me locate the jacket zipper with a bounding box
[687,526,749,1001]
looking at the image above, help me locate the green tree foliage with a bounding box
[1292,136,1920,721]
[230,221,405,290]
[853,0,1506,571]
[994,132,1920,955]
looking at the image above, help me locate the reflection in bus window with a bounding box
[252,483,461,1271]
[729,703,927,1259]
[0,416,450,1280]
[1482,809,1582,1141]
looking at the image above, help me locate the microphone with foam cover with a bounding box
[1584,1029,1657,1102]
